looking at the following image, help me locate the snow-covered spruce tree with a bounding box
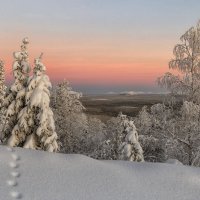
[1,38,30,142]
[52,80,107,155]
[0,60,6,107]
[119,118,144,162]
[52,80,88,153]
[53,80,84,114]
[0,60,6,142]
[7,54,58,152]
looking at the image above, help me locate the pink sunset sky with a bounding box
[0,0,200,94]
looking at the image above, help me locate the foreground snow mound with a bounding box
[0,145,200,200]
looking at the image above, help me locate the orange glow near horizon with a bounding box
[1,36,173,89]
[0,0,199,93]
[4,55,169,86]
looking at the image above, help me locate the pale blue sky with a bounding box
[0,0,200,94]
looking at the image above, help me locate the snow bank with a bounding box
[0,145,200,200]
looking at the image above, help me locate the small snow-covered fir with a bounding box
[119,114,144,162]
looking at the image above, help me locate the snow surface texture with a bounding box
[0,145,200,200]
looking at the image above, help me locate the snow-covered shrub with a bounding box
[176,101,200,166]
[135,100,200,166]
[181,101,200,121]
[85,117,107,156]
[104,114,125,159]
[136,106,152,133]
[165,138,189,165]
[91,114,125,160]
[134,105,167,163]
[139,135,166,163]
[92,139,113,160]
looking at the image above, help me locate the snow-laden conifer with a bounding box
[52,80,88,153]
[120,117,144,162]
[7,54,58,152]
[2,38,30,141]
[0,60,6,107]
[0,60,6,142]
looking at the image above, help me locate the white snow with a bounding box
[0,145,200,200]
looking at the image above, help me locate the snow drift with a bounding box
[0,145,200,200]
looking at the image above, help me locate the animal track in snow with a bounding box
[11,154,20,161]
[7,179,18,186]
[6,147,23,199]
[10,191,22,199]
[7,147,14,152]
[9,162,19,169]
[10,171,20,178]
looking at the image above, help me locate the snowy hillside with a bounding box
[0,145,200,200]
